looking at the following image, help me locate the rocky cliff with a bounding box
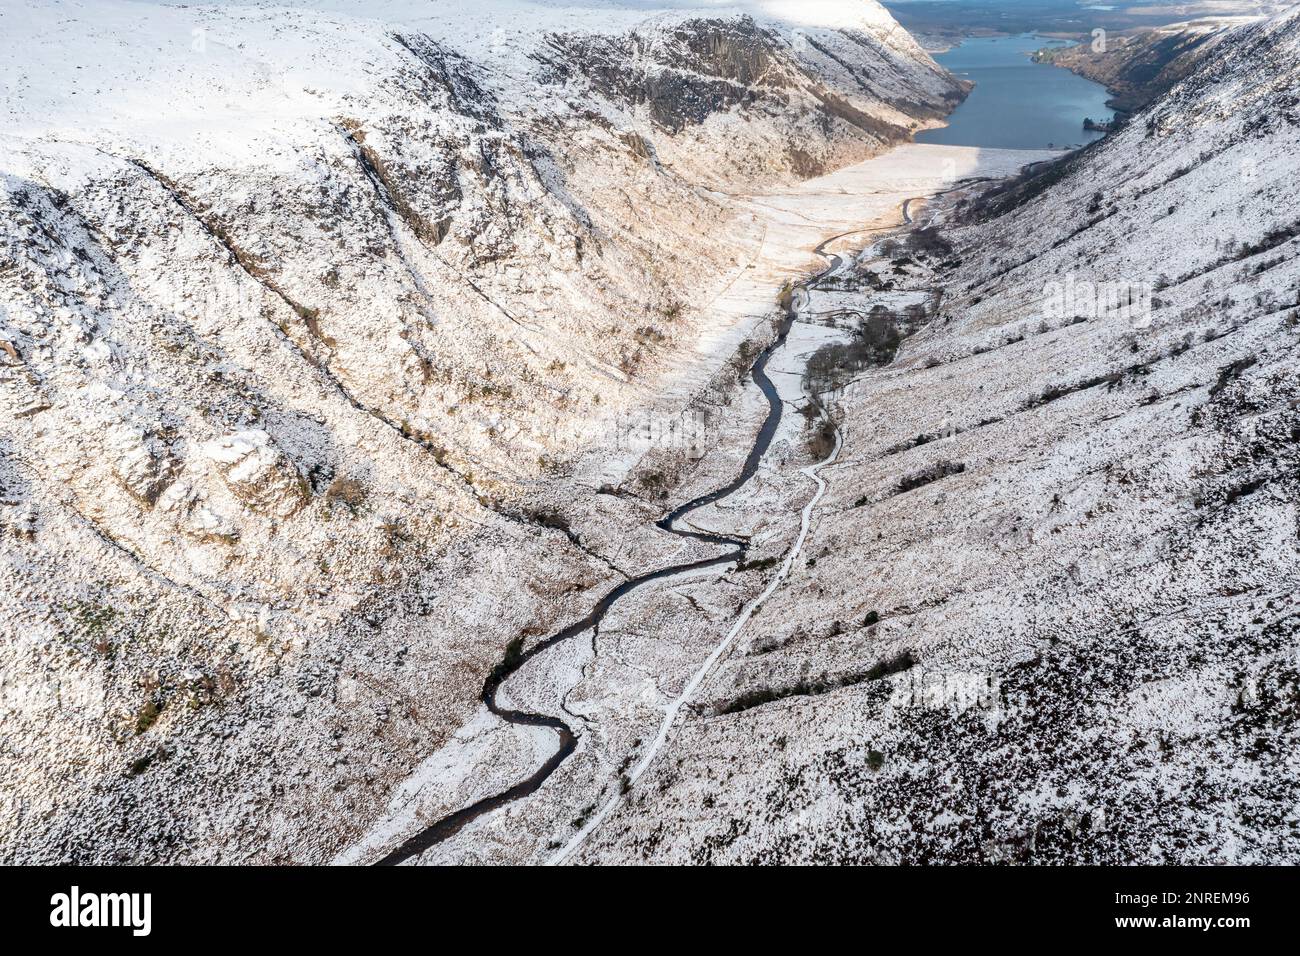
[1035,17,1245,113]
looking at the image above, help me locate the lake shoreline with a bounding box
[917,33,1116,150]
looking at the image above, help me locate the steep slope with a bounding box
[578,7,1300,864]
[0,1,962,861]
[1035,16,1250,112]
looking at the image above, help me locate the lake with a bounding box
[916,35,1115,149]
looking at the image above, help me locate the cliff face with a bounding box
[0,1,962,862]
[579,8,1300,864]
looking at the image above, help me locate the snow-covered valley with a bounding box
[2,0,1297,866]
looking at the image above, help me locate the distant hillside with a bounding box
[1035,18,1244,112]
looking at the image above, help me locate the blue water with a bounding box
[917,35,1115,149]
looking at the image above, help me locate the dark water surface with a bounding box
[917,34,1115,149]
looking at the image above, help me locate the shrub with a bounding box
[806,417,837,459]
[802,310,904,393]
[325,476,367,514]
[895,461,966,495]
[906,227,953,258]
[864,649,914,680]
[134,698,163,735]
[128,753,155,777]
[1209,355,1257,396]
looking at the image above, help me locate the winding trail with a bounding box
[549,203,951,864]
[373,184,948,867]
[902,176,991,225]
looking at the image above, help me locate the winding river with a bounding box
[373,237,857,865]
[366,155,1026,863]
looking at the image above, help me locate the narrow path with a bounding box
[373,287,828,866]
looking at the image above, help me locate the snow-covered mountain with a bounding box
[576,6,1300,863]
[0,0,963,861]
[8,0,1295,867]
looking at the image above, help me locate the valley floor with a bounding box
[340,143,1056,865]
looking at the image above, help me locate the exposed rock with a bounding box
[109,426,181,506]
[1035,19,1230,113]
[202,431,307,518]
